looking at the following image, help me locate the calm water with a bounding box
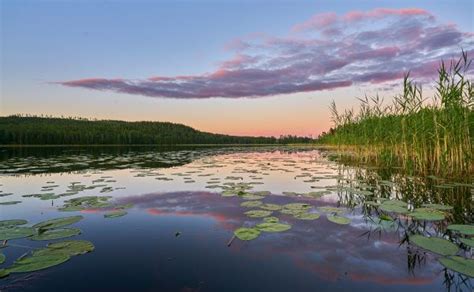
[0,146,472,291]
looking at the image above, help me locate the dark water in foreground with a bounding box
[0,146,472,291]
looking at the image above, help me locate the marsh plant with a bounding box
[318,52,474,177]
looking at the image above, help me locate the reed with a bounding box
[318,52,474,177]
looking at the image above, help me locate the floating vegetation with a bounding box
[234,228,260,241]
[104,210,128,218]
[0,253,5,264]
[421,203,453,211]
[33,240,95,257]
[0,201,22,205]
[33,215,83,230]
[256,222,291,232]
[409,208,446,221]
[293,212,320,220]
[259,203,282,211]
[30,228,81,241]
[0,219,28,227]
[317,206,344,214]
[59,196,111,211]
[410,235,459,256]
[327,215,351,225]
[459,238,474,248]
[379,200,408,214]
[263,216,279,223]
[447,224,474,235]
[0,227,36,240]
[438,256,474,278]
[245,210,273,218]
[241,201,263,208]
[7,253,70,273]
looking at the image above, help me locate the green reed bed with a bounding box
[318,52,474,177]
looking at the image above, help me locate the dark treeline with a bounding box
[0,115,313,145]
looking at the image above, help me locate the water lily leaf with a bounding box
[283,203,311,211]
[447,224,474,235]
[241,194,265,200]
[256,222,291,232]
[259,203,282,211]
[263,216,279,223]
[0,219,28,228]
[293,212,320,220]
[410,208,446,221]
[245,210,273,218]
[379,200,408,214]
[410,235,459,256]
[241,201,263,208]
[421,203,453,211]
[234,228,260,240]
[33,215,83,230]
[252,191,271,196]
[30,228,81,241]
[33,240,95,257]
[0,269,9,278]
[0,227,36,240]
[0,201,22,205]
[327,215,351,225]
[7,253,70,273]
[438,256,474,277]
[104,210,127,218]
[460,238,474,247]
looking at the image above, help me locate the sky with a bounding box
[1,0,473,137]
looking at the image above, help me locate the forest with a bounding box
[0,115,312,145]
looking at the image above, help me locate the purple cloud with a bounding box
[58,8,473,99]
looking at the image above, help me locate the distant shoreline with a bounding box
[0,143,318,148]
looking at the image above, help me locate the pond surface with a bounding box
[0,146,472,291]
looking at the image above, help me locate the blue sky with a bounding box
[1,0,473,136]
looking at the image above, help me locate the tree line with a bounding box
[0,115,313,145]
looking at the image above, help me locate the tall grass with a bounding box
[318,52,474,177]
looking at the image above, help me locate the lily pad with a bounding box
[447,224,474,235]
[33,215,83,230]
[234,228,260,241]
[0,201,22,205]
[30,228,81,241]
[0,219,28,228]
[104,210,127,218]
[410,208,446,221]
[421,203,453,211]
[33,240,95,257]
[379,200,408,214]
[0,227,36,240]
[459,238,474,247]
[263,216,279,223]
[0,269,9,278]
[7,253,70,273]
[294,212,320,220]
[438,256,474,277]
[245,210,273,218]
[259,203,282,211]
[410,235,459,256]
[327,215,351,225]
[256,222,291,232]
[241,201,263,208]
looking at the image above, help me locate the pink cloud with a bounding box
[58,7,472,99]
[292,12,338,32]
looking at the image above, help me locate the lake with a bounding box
[0,146,472,291]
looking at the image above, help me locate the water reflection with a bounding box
[0,146,472,291]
